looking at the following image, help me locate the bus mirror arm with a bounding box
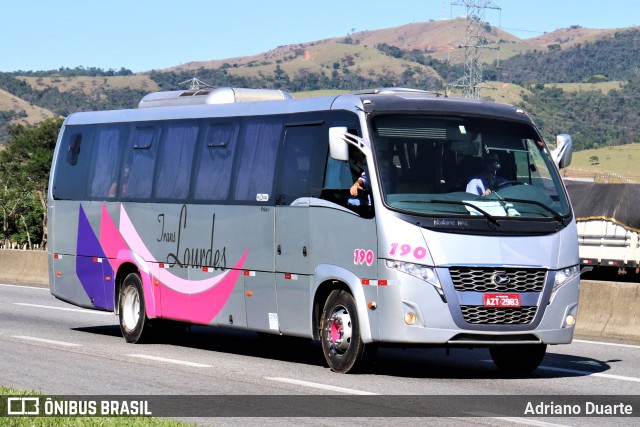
[328,127,371,161]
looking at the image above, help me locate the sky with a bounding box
[1,0,638,73]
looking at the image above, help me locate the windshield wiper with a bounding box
[429,199,500,226]
[501,197,565,222]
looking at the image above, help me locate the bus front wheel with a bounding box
[320,289,370,373]
[119,272,149,343]
[489,344,547,374]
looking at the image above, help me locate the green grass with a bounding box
[564,143,640,182]
[544,81,622,94]
[1,387,193,427]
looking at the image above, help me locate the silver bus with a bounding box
[48,87,578,373]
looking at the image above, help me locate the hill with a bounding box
[171,19,605,72]
[0,19,638,154]
[16,74,159,96]
[564,143,640,183]
[171,18,515,71]
[0,88,54,124]
[0,88,56,142]
[525,25,615,48]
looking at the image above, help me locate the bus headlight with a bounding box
[552,265,580,300]
[385,260,446,301]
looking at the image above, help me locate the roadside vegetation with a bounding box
[0,118,62,249]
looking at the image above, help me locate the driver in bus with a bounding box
[466,151,507,196]
[348,151,371,207]
[350,171,367,196]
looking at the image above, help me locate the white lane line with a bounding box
[265,377,378,395]
[127,354,212,368]
[14,303,113,315]
[12,335,81,347]
[267,381,570,425]
[481,360,640,383]
[467,413,570,426]
[537,365,640,383]
[0,283,48,290]
[573,339,640,349]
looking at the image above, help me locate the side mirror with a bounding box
[552,134,573,169]
[329,127,349,161]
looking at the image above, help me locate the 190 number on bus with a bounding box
[389,243,428,260]
[354,249,374,266]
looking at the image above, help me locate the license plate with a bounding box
[483,293,521,308]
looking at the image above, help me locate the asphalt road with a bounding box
[1,282,639,426]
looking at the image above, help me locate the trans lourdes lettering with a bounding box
[157,205,227,270]
[156,214,176,242]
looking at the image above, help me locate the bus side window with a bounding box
[321,144,374,217]
[89,125,126,199]
[155,122,199,201]
[276,124,325,205]
[233,117,283,204]
[53,126,93,200]
[119,126,159,200]
[194,121,240,201]
[324,156,353,190]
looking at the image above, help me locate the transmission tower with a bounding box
[179,77,212,91]
[448,0,501,98]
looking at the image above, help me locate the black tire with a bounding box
[490,344,547,374]
[118,272,149,343]
[320,289,373,373]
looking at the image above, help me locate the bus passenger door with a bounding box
[274,124,324,337]
[275,204,310,336]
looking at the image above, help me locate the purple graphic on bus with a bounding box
[76,203,247,323]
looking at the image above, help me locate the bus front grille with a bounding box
[460,306,537,324]
[449,267,546,292]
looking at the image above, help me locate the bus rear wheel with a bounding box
[490,344,547,374]
[119,272,150,343]
[320,290,370,373]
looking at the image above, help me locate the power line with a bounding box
[499,26,546,35]
[447,0,502,99]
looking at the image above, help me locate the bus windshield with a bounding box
[370,114,571,221]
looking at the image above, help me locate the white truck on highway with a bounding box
[565,181,640,275]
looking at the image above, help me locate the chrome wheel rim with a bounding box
[122,286,140,331]
[325,305,352,355]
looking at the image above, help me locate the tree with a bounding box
[0,117,63,249]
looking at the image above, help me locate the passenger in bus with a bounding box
[108,166,129,197]
[466,151,506,196]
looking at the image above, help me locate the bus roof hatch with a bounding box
[138,87,293,108]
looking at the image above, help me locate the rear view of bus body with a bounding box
[48,87,579,373]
